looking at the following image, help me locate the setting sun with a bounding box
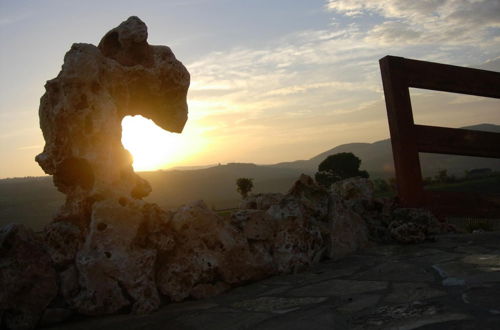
[121,115,190,171]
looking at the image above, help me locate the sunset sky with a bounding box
[1,0,499,178]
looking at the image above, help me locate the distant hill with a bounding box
[271,123,500,178]
[1,123,499,230]
[143,163,305,210]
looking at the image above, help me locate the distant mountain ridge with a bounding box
[269,123,500,177]
[1,123,499,230]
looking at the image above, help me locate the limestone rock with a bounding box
[35,15,189,226]
[73,199,160,315]
[325,195,369,259]
[239,193,284,210]
[231,209,274,241]
[39,308,73,327]
[157,201,272,302]
[43,221,82,267]
[34,16,189,315]
[59,265,79,303]
[330,177,374,206]
[389,208,442,243]
[0,224,58,330]
[266,175,326,273]
[287,174,329,221]
[320,178,373,258]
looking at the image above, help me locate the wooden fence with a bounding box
[379,56,500,217]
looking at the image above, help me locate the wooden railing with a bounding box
[379,56,500,217]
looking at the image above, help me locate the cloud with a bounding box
[328,0,500,46]
[366,21,421,45]
[179,0,499,165]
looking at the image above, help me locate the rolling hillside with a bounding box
[1,123,498,230]
[273,123,500,178]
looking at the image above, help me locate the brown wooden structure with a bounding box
[379,56,500,217]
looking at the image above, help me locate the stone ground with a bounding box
[44,231,500,330]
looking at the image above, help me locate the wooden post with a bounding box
[379,55,500,217]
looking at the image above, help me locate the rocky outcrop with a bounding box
[35,15,189,231]
[72,199,160,315]
[0,16,450,329]
[266,175,327,272]
[157,201,273,301]
[32,16,189,317]
[239,193,284,210]
[388,208,443,243]
[0,224,58,330]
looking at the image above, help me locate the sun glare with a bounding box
[121,115,192,171]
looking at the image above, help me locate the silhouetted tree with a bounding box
[236,178,254,198]
[315,152,368,187]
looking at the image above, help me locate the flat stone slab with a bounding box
[287,279,388,297]
[45,232,500,330]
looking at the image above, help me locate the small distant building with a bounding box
[466,168,492,179]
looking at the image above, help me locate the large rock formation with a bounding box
[36,15,189,229]
[34,16,189,316]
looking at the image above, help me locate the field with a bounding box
[1,172,498,231]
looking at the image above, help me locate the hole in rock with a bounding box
[104,251,112,258]
[118,197,128,206]
[56,157,95,190]
[121,115,193,172]
[97,223,107,231]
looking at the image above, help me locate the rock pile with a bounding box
[0,17,447,329]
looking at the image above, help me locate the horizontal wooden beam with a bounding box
[380,56,500,217]
[415,125,500,158]
[396,56,500,98]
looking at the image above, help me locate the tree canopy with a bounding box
[236,178,254,198]
[315,152,368,187]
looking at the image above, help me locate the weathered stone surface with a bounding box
[353,260,435,282]
[59,265,79,303]
[337,294,380,313]
[157,201,273,302]
[239,193,284,210]
[389,208,442,243]
[288,278,388,297]
[231,296,327,313]
[0,224,58,330]
[324,178,370,259]
[38,232,500,330]
[287,174,329,220]
[39,308,73,327]
[383,282,446,303]
[43,221,82,267]
[330,177,374,205]
[325,196,369,259]
[463,286,500,314]
[433,253,500,285]
[231,209,274,241]
[73,199,160,315]
[36,16,189,215]
[33,16,189,316]
[266,176,326,273]
[354,301,470,329]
